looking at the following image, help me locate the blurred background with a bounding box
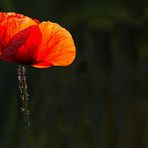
[0,0,148,148]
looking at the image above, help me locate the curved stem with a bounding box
[17,65,32,148]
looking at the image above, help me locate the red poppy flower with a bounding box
[0,12,76,68]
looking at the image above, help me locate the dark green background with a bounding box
[0,0,148,148]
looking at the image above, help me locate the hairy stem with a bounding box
[17,65,32,148]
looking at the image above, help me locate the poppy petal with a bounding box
[3,25,42,64]
[0,12,37,55]
[32,21,76,68]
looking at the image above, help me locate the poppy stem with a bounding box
[17,65,32,148]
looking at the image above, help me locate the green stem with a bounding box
[17,65,32,148]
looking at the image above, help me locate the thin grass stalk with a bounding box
[17,65,32,148]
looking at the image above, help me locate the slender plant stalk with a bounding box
[17,65,32,148]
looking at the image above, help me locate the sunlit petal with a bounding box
[32,21,76,68]
[4,25,42,64]
[0,12,37,55]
